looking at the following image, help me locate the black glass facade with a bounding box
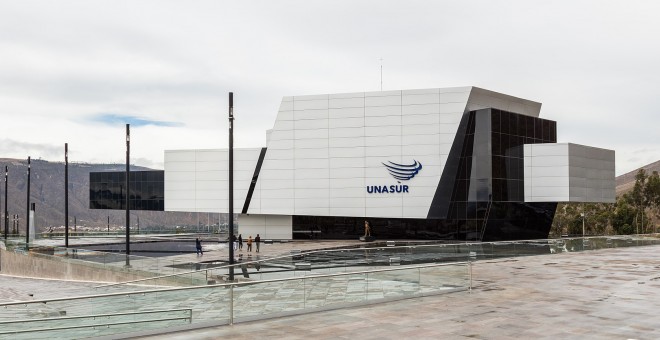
[89,171,165,211]
[292,108,558,241]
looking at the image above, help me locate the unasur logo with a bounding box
[382,160,423,180]
[366,160,423,194]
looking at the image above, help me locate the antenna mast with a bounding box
[379,57,383,91]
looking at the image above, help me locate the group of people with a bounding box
[194,221,372,256]
[231,233,261,252]
[194,233,262,256]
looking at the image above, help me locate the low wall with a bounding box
[0,249,155,283]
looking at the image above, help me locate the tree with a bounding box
[644,171,660,232]
[630,169,648,233]
[612,194,637,235]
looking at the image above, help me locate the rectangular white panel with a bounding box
[365,95,401,107]
[330,107,364,118]
[524,143,615,203]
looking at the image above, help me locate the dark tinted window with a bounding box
[90,171,164,211]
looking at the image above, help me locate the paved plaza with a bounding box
[2,239,660,339]
[135,244,660,340]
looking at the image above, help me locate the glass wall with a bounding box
[89,171,164,211]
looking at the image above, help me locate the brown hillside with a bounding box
[616,160,660,196]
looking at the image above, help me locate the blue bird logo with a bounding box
[382,160,423,181]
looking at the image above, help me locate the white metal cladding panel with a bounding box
[294,148,328,159]
[330,187,365,198]
[238,214,292,240]
[259,198,295,214]
[294,98,328,110]
[329,146,365,158]
[405,134,441,146]
[365,145,402,157]
[330,177,364,189]
[295,196,330,208]
[402,144,441,157]
[329,97,364,108]
[329,127,363,138]
[365,105,400,117]
[365,115,401,126]
[365,94,402,107]
[259,189,295,199]
[166,161,197,172]
[403,113,441,125]
[259,168,293,180]
[296,158,330,169]
[259,179,294,190]
[294,118,328,130]
[330,107,364,118]
[295,128,329,140]
[329,117,364,128]
[402,103,440,115]
[165,190,196,200]
[294,178,330,189]
[330,167,364,179]
[329,136,364,148]
[524,143,615,203]
[365,135,402,146]
[402,124,440,136]
[165,199,196,210]
[294,109,328,121]
[402,93,440,105]
[294,168,327,180]
[330,197,364,208]
[329,157,364,168]
[164,148,260,213]
[294,138,329,149]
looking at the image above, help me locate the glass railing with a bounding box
[0,261,469,339]
[88,235,660,292]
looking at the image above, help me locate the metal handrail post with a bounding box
[229,284,234,325]
[468,260,473,292]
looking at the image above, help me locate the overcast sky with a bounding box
[1,0,658,175]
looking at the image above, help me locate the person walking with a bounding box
[232,234,238,251]
[195,238,203,256]
[247,235,253,252]
[238,234,243,251]
[255,234,261,252]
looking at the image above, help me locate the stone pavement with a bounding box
[136,244,660,340]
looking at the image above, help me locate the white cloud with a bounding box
[0,0,658,175]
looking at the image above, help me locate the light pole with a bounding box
[65,143,69,248]
[125,124,131,267]
[25,156,31,248]
[228,92,235,281]
[3,166,7,241]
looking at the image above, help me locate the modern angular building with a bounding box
[92,87,616,241]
